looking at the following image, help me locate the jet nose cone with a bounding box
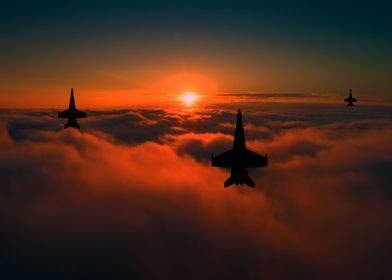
[237,108,243,122]
[71,88,74,97]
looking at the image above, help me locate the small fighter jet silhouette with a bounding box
[58,88,87,129]
[211,109,268,188]
[344,88,357,107]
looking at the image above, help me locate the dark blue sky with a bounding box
[2,1,390,46]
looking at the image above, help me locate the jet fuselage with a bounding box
[58,88,87,129]
[211,109,267,188]
[344,89,357,107]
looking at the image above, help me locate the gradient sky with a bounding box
[1,0,391,107]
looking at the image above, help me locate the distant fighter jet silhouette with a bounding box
[58,88,87,128]
[344,88,357,107]
[211,109,268,188]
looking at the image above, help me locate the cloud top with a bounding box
[1,106,392,279]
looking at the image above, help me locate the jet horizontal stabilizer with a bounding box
[224,176,236,188]
[243,175,255,188]
[223,174,255,188]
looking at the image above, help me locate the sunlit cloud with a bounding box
[1,106,391,278]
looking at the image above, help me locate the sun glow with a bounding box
[181,92,199,106]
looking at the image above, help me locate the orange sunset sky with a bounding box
[1,1,391,108]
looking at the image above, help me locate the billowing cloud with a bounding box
[0,106,391,279]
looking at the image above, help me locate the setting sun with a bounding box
[180,92,199,106]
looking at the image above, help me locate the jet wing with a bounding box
[244,149,268,168]
[58,109,71,118]
[74,109,87,118]
[344,98,350,102]
[211,149,234,168]
[58,109,86,118]
[351,98,357,102]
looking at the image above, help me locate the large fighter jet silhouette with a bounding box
[344,88,357,106]
[211,109,268,188]
[58,88,87,129]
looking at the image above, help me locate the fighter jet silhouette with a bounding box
[211,109,268,188]
[58,88,87,129]
[344,88,357,107]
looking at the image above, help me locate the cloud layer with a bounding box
[1,105,392,279]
